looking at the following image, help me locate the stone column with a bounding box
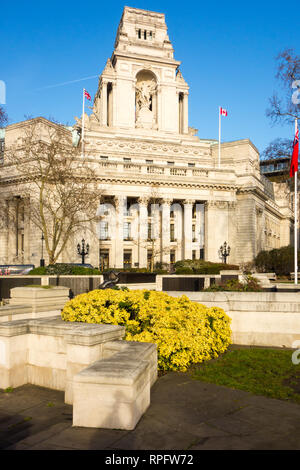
[138,197,148,268]
[0,199,9,264]
[183,92,189,134]
[112,81,117,127]
[161,199,172,264]
[23,197,31,264]
[7,198,16,262]
[115,195,125,269]
[157,85,162,131]
[175,202,183,261]
[183,200,194,260]
[101,81,107,127]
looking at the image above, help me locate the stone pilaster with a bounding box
[101,80,108,127]
[183,200,194,260]
[138,197,148,268]
[183,92,189,134]
[161,198,172,264]
[0,199,8,264]
[115,195,125,268]
[112,82,117,128]
[205,200,234,263]
[23,197,31,264]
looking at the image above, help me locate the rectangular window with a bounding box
[192,224,196,241]
[188,162,195,167]
[192,250,196,260]
[124,222,131,240]
[144,30,147,40]
[167,161,174,166]
[124,157,131,162]
[147,250,152,270]
[170,250,176,264]
[170,223,175,242]
[146,159,153,164]
[99,249,110,270]
[100,155,108,160]
[100,221,109,240]
[148,222,152,240]
[123,250,132,269]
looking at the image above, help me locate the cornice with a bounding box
[0,174,238,191]
[112,51,181,68]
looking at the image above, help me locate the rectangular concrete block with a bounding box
[27,364,66,391]
[73,381,150,430]
[72,361,151,430]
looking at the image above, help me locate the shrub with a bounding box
[29,264,101,275]
[174,260,239,275]
[254,246,300,276]
[61,289,232,372]
[204,275,262,292]
[102,268,168,274]
[175,267,194,274]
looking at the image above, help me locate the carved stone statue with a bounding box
[136,79,157,111]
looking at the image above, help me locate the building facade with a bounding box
[0,7,294,269]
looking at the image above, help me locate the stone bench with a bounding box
[73,341,157,430]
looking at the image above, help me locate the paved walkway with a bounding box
[1,372,300,450]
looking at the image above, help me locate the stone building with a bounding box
[0,7,294,269]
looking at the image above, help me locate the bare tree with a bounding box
[2,118,104,265]
[261,138,293,160]
[0,106,8,128]
[266,48,300,125]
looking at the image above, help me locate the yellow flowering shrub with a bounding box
[61,289,232,371]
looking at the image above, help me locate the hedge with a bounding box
[29,264,102,276]
[174,260,239,275]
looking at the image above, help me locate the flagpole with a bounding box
[295,118,298,285]
[218,107,221,169]
[82,88,85,158]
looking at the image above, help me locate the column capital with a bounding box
[138,196,149,207]
[114,194,125,204]
[183,199,195,206]
[162,198,173,206]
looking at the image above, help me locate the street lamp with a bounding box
[40,232,45,267]
[218,241,230,264]
[77,238,89,265]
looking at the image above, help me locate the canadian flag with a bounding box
[84,89,91,100]
[220,107,228,117]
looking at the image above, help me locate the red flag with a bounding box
[220,107,228,117]
[290,128,299,178]
[84,89,91,101]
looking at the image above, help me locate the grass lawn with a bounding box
[191,347,300,404]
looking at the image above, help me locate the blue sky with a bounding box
[1,0,298,154]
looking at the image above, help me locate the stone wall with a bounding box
[162,290,300,348]
[0,316,157,430]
